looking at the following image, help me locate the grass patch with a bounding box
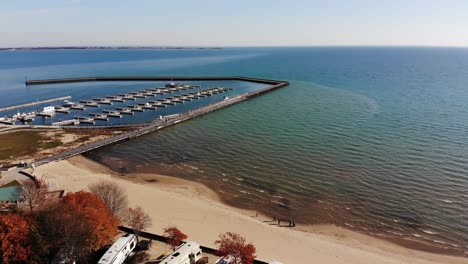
[0,131,62,160]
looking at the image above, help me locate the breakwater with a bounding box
[29,76,288,165]
[25,76,285,86]
[0,96,71,112]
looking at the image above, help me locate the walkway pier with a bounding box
[0,96,71,112]
[22,76,289,167]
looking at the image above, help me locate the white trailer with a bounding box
[98,234,136,264]
[160,241,202,264]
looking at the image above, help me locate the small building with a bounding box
[0,181,22,210]
[160,241,202,264]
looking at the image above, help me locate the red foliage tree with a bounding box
[0,213,31,263]
[214,232,256,264]
[163,226,188,251]
[44,191,118,261]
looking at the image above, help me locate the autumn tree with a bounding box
[0,213,31,263]
[20,181,46,213]
[214,232,256,264]
[41,191,118,262]
[163,226,188,251]
[89,180,128,221]
[126,206,152,242]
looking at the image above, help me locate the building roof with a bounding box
[0,185,21,202]
[1,180,23,188]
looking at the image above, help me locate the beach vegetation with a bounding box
[37,191,118,262]
[0,130,60,160]
[163,226,188,251]
[89,180,128,221]
[20,181,47,213]
[125,206,152,243]
[215,232,256,264]
[0,213,31,263]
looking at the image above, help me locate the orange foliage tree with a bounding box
[163,226,188,251]
[0,213,31,263]
[43,191,118,262]
[214,232,256,264]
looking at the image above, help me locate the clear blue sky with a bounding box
[1,0,468,47]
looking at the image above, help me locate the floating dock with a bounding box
[51,119,79,126]
[70,104,85,110]
[55,106,71,113]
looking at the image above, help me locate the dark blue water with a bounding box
[1,47,467,256]
[0,80,266,126]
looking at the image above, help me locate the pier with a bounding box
[0,96,71,112]
[15,76,289,166]
[32,94,251,166]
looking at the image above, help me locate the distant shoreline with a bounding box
[0,46,223,51]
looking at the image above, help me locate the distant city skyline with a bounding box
[1,0,468,48]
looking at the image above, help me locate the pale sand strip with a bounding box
[31,156,466,264]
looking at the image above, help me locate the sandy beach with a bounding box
[30,155,466,264]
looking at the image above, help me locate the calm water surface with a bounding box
[1,47,467,256]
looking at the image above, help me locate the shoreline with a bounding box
[31,155,467,264]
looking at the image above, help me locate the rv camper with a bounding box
[98,234,136,264]
[160,241,202,264]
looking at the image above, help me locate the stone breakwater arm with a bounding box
[0,96,72,112]
[27,76,289,167]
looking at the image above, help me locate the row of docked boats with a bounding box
[0,83,231,126]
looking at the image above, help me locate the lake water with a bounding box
[1,47,467,256]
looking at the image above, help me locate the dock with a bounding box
[51,119,79,126]
[0,96,71,112]
[17,76,289,167]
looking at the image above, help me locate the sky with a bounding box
[1,0,468,47]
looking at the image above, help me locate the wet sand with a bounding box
[30,155,467,264]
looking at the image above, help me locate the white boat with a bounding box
[37,106,55,117]
[62,100,76,107]
[165,82,178,88]
[40,106,55,113]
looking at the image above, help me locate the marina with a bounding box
[2,47,467,262]
[11,76,288,169]
[1,77,287,128]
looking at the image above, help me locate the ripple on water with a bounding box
[86,80,468,256]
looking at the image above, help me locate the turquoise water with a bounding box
[1,48,467,255]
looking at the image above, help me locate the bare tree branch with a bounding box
[126,206,152,243]
[89,180,128,221]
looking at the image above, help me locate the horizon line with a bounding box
[1,45,468,50]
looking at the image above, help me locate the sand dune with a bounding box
[31,156,466,264]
